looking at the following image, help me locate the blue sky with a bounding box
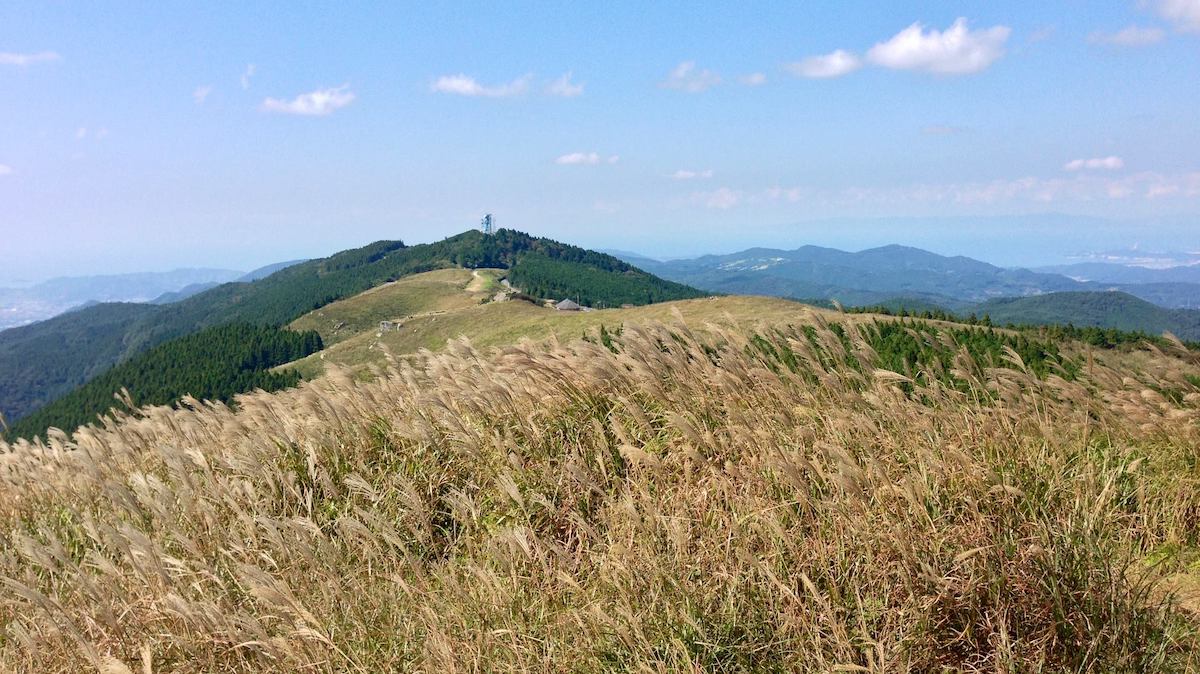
[1,2,1198,281]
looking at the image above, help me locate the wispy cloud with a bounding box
[922,125,969,135]
[1154,0,1200,33]
[1064,156,1124,171]
[1089,25,1165,46]
[432,73,533,97]
[739,72,767,86]
[193,85,213,105]
[0,51,60,66]
[786,50,862,79]
[555,152,619,165]
[670,169,713,180]
[1027,25,1057,43]
[546,71,584,97]
[261,85,355,116]
[867,18,1010,74]
[699,187,742,209]
[0,164,12,176]
[659,61,721,93]
[240,64,256,90]
[688,172,1200,211]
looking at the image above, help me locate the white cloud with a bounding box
[786,50,862,78]
[261,85,356,116]
[546,71,584,97]
[75,127,88,140]
[240,64,256,90]
[1155,0,1200,32]
[193,85,213,104]
[0,51,59,66]
[670,169,713,180]
[431,73,533,97]
[1089,25,1166,46]
[739,72,767,86]
[1064,156,1124,171]
[555,152,618,165]
[556,152,599,165]
[701,187,742,209]
[867,18,1010,74]
[660,61,721,92]
[0,164,12,176]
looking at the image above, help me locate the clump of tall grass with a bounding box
[0,317,1198,672]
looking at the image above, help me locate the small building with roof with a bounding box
[554,299,582,311]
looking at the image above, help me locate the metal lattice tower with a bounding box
[480,213,495,235]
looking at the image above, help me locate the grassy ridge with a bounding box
[2,229,705,426]
[288,268,500,345]
[1,316,1197,670]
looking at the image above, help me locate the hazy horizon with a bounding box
[2,211,1198,287]
[3,3,1198,281]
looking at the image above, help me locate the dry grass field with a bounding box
[282,270,847,380]
[1,309,1199,671]
[288,268,506,346]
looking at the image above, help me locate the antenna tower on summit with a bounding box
[481,213,495,235]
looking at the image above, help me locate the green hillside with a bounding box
[976,291,1200,341]
[1,230,703,433]
[0,302,160,423]
[5,324,322,441]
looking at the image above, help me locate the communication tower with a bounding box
[481,213,495,235]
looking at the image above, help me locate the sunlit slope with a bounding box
[288,268,503,345]
[284,292,830,378]
[2,313,1198,670]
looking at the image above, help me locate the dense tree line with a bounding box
[508,252,707,308]
[5,324,322,441]
[846,304,1198,351]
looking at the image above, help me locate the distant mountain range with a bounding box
[0,261,312,331]
[614,244,1200,311]
[0,268,242,330]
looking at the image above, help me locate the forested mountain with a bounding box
[237,259,308,282]
[0,229,702,427]
[150,282,221,304]
[5,324,322,441]
[0,303,160,423]
[623,245,1200,309]
[974,292,1200,341]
